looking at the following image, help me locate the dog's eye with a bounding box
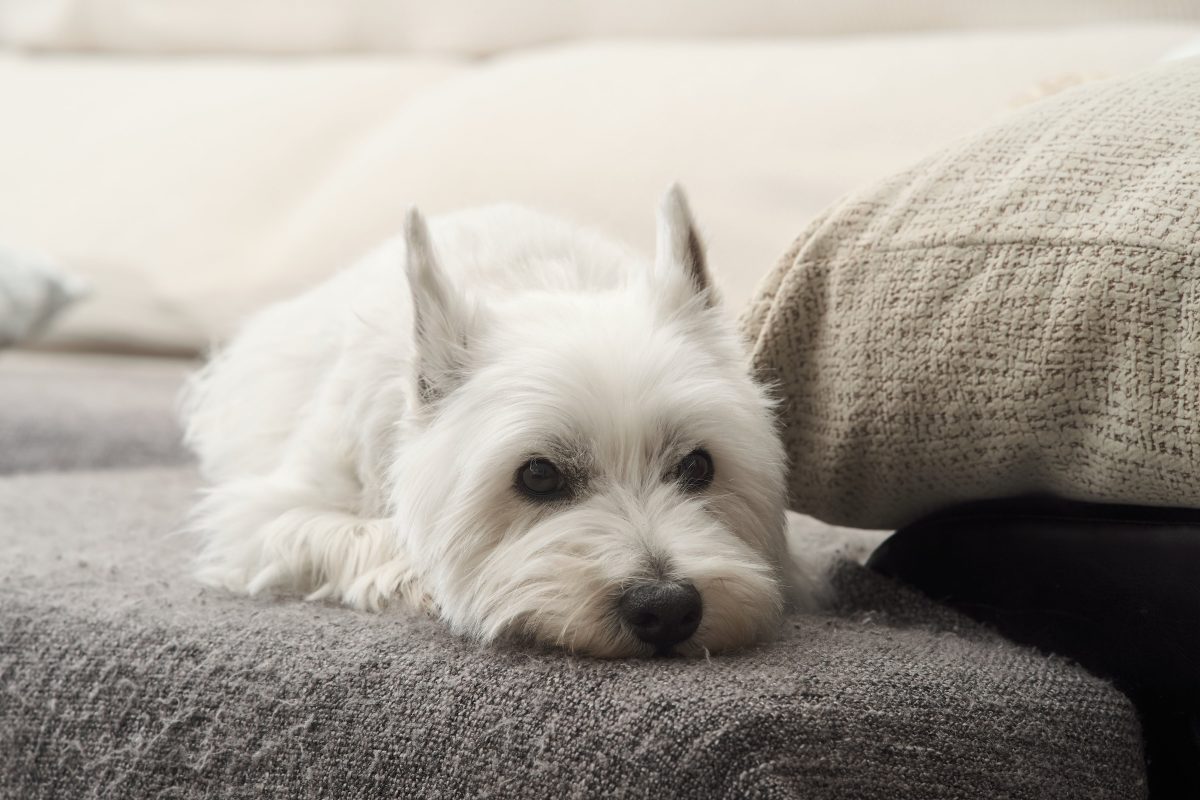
[673,448,714,492]
[517,458,568,500]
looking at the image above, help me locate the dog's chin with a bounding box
[466,566,786,660]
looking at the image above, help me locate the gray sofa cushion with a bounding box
[1,465,1147,798]
[0,351,192,473]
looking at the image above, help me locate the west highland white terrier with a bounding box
[183,187,822,657]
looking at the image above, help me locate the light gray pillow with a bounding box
[743,59,1200,529]
[0,244,86,347]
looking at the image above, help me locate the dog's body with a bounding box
[184,189,821,657]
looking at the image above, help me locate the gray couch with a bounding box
[0,352,1148,798]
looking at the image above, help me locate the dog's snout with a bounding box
[619,581,703,650]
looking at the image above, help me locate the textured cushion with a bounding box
[744,58,1200,529]
[0,351,192,473]
[0,466,1147,798]
[3,27,1198,354]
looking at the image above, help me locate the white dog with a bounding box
[183,187,822,657]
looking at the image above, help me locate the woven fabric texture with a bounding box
[743,59,1200,529]
[1,463,1145,798]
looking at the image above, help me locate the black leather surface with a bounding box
[868,496,1200,799]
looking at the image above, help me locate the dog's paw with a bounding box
[193,481,419,611]
[340,555,431,614]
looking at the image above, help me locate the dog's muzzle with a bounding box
[618,580,702,653]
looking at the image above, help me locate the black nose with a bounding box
[619,581,703,649]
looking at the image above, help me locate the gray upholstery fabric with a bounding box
[0,351,193,473]
[1,464,1147,798]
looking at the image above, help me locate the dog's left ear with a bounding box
[404,208,473,407]
[655,184,719,307]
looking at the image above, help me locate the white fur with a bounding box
[183,188,823,657]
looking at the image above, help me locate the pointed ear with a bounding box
[405,208,471,406]
[655,184,718,307]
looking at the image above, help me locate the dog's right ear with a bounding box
[405,208,472,406]
[654,185,719,309]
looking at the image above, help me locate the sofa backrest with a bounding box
[3,0,1198,56]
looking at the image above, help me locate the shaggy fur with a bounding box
[183,187,822,657]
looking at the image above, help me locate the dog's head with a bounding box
[392,188,805,657]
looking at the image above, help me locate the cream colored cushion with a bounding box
[1,0,1196,55]
[0,56,465,353]
[3,26,1197,354]
[744,59,1200,529]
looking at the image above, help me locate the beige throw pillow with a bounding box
[744,59,1200,529]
